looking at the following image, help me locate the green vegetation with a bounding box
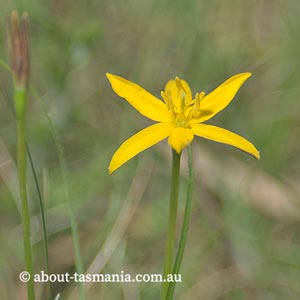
[0,1,300,299]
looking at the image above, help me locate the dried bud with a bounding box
[8,11,29,87]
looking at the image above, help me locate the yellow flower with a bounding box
[107,73,260,174]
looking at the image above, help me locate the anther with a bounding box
[180,90,186,111]
[162,89,175,113]
[192,91,205,118]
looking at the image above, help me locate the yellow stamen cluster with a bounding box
[161,78,205,128]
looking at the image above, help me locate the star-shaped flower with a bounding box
[107,73,259,174]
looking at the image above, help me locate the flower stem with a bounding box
[30,86,85,300]
[161,150,181,300]
[15,87,36,300]
[27,144,51,298]
[166,146,194,300]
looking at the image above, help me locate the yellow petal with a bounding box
[192,72,252,123]
[191,124,260,159]
[106,73,171,122]
[109,123,174,174]
[168,127,194,154]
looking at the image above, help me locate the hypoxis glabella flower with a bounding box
[107,73,260,174]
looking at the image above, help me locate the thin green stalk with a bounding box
[166,146,194,300]
[56,133,85,300]
[161,150,181,300]
[15,87,35,300]
[30,86,85,300]
[26,144,51,298]
[0,58,50,299]
[9,10,36,300]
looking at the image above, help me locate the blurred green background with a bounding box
[1,0,300,299]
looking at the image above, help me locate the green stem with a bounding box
[166,146,194,300]
[15,87,36,300]
[59,139,85,300]
[26,144,51,298]
[1,60,49,299]
[161,150,181,300]
[30,86,85,300]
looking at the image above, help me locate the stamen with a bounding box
[180,90,186,111]
[198,91,205,102]
[192,91,205,118]
[193,93,200,114]
[175,77,184,94]
[162,89,174,113]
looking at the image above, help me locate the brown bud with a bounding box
[7,11,29,87]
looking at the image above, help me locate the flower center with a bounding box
[161,77,205,127]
